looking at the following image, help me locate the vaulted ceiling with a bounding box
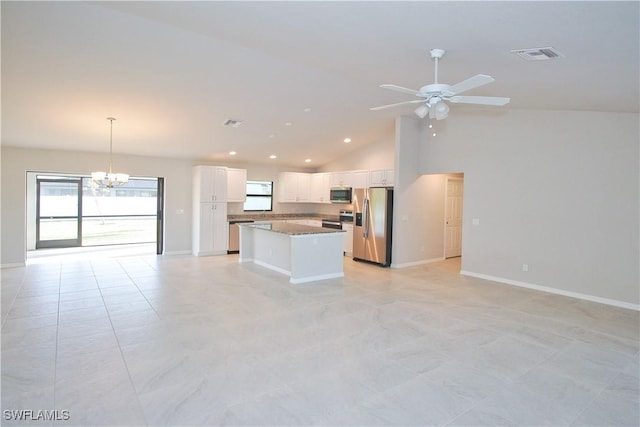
[2,1,638,167]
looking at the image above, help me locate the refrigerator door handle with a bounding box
[363,198,369,238]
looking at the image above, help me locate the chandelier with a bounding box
[91,117,129,188]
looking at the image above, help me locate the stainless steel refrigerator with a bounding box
[352,187,393,267]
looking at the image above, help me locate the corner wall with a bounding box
[419,109,639,308]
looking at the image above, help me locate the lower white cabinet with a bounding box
[342,223,353,256]
[193,202,228,256]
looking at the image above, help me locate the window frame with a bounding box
[243,180,274,212]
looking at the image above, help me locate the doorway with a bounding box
[36,177,83,249]
[29,173,164,255]
[444,176,463,258]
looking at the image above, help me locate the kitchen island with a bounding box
[238,222,345,284]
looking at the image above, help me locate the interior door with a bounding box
[445,177,463,258]
[36,178,82,248]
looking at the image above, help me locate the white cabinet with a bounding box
[227,168,247,202]
[331,170,369,189]
[331,171,350,187]
[342,223,353,256]
[279,172,311,202]
[193,202,228,256]
[369,169,394,187]
[350,170,369,189]
[311,173,332,203]
[193,165,230,256]
[194,165,227,202]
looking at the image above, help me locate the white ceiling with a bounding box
[2,1,638,168]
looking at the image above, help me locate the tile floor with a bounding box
[1,252,638,426]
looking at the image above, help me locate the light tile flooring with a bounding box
[2,252,638,426]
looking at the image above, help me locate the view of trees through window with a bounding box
[36,175,158,247]
[244,181,273,211]
[82,178,158,246]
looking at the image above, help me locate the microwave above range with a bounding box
[330,186,352,204]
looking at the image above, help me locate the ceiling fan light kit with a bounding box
[371,48,510,120]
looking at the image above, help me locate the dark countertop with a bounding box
[241,221,345,236]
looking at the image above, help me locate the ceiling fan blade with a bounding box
[379,84,422,97]
[370,99,424,111]
[448,95,510,106]
[443,74,494,96]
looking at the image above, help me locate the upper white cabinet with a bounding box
[350,170,369,189]
[227,168,247,202]
[369,169,394,187]
[331,172,350,187]
[311,173,332,203]
[278,172,311,202]
[279,168,393,204]
[194,165,227,202]
[331,170,369,189]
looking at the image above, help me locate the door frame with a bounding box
[36,177,83,249]
[444,176,464,259]
[156,177,165,254]
[29,172,164,254]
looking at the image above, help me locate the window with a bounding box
[244,181,273,211]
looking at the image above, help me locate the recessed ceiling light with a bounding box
[269,154,277,159]
[269,133,276,139]
[303,108,311,113]
[285,122,293,126]
[344,138,351,143]
[229,151,237,156]
[305,158,311,163]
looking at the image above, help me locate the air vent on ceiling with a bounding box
[511,47,564,61]
[223,119,243,128]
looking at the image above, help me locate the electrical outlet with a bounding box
[522,264,529,272]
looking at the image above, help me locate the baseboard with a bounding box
[163,250,192,256]
[391,257,445,269]
[460,270,640,311]
[290,272,344,284]
[253,259,291,277]
[1,262,26,269]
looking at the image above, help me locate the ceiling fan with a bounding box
[371,49,510,120]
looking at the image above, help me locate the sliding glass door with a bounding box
[82,177,158,247]
[33,174,163,252]
[36,178,82,248]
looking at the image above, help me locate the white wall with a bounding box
[391,116,429,267]
[418,109,639,307]
[318,133,394,173]
[0,147,318,266]
[1,147,194,265]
